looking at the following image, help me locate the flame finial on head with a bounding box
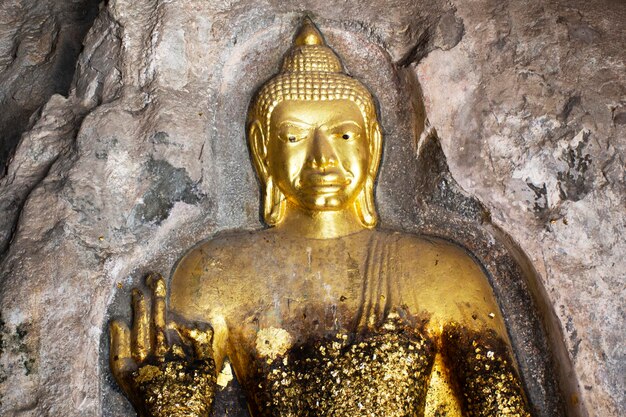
[294,17,324,46]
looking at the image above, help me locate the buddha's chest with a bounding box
[229,243,370,323]
[216,234,439,416]
[232,244,409,339]
[223,235,420,361]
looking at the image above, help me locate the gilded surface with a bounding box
[110,274,216,416]
[253,312,435,416]
[132,355,215,417]
[110,18,533,417]
[443,326,531,416]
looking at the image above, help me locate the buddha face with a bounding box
[265,99,370,211]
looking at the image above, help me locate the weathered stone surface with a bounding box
[0,1,623,416]
[0,0,101,173]
[417,1,626,415]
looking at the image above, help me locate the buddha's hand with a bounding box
[109,273,216,417]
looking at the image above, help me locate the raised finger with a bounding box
[147,273,168,358]
[131,288,151,362]
[109,320,133,377]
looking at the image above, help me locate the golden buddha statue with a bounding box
[110,19,533,417]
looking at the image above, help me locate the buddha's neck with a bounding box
[273,202,366,239]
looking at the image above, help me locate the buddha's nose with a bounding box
[308,130,337,170]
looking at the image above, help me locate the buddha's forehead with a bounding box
[270,99,365,126]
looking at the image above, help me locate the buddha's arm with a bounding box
[170,235,270,404]
[426,243,532,416]
[441,323,531,417]
[400,238,532,416]
[110,246,234,417]
[169,243,231,374]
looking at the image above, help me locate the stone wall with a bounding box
[0,1,623,416]
[417,2,625,415]
[0,0,101,173]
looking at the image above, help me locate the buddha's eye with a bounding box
[281,133,304,143]
[278,123,309,143]
[328,123,362,142]
[340,131,359,141]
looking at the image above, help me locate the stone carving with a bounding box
[110,19,532,417]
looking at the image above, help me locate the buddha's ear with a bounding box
[248,120,286,226]
[248,120,269,181]
[354,120,382,229]
[368,120,383,177]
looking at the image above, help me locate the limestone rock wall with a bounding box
[0,0,101,173]
[417,2,625,415]
[0,1,623,416]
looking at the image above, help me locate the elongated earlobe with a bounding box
[355,176,377,228]
[264,177,287,226]
[354,120,382,228]
[248,120,287,226]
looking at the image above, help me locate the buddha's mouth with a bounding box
[299,172,351,193]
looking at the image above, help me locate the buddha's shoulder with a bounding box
[381,229,503,328]
[173,228,273,271]
[170,229,276,292]
[377,229,479,267]
[170,229,273,319]
[377,229,490,288]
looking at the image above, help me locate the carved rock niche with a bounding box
[0,1,623,417]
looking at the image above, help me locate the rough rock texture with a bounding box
[0,0,101,174]
[417,1,625,415]
[0,1,623,416]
